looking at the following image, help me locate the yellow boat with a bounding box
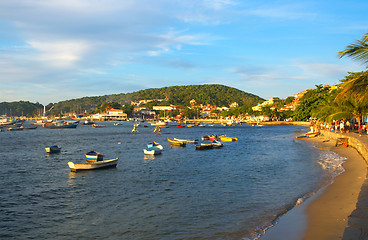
[218,135,238,142]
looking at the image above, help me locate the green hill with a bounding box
[51,84,264,114]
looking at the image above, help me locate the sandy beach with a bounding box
[302,135,367,240]
[261,133,368,240]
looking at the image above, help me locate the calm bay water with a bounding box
[0,122,344,239]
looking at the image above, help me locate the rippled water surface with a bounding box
[0,122,339,239]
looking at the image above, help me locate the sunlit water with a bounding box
[0,122,345,239]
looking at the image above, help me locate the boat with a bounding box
[85,150,104,161]
[186,124,195,128]
[21,126,37,130]
[195,141,223,150]
[218,135,238,142]
[92,124,105,128]
[211,140,223,148]
[167,138,186,147]
[7,126,23,131]
[81,120,95,125]
[143,147,162,155]
[150,121,167,126]
[176,125,185,128]
[296,131,319,139]
[201,135,217,141]
[147,142,163,150]
[68,158,119,172]
[45,145,61,153]
[173,138,198,144]
[43,120,78,129]
[195,143,213,150]
[114,122,123,126]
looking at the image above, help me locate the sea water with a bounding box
[0,122,345,239]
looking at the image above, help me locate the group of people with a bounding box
[311,119,368,136]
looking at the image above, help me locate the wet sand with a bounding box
[261,134,367,240]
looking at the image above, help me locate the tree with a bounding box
[336,33,368,127]
[338,32,368,66]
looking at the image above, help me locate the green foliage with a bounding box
[293,86,335,121]
[0,101,43,117]
[50,84,264,115]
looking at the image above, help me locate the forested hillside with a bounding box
[0,101,43,117]
[51,84,264,115]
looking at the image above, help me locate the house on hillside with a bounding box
[252,98,280,111]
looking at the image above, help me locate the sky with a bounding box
[0,0,367,105]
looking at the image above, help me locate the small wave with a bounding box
[317,150,346,179]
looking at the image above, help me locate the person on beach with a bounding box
[346,120,351,133]
[340,120,345,133]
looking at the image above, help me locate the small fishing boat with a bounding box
[147,142,163,150]
[195,143,213,150]
[296,132,319,139]
[150,121,167,126]
[143,147,162,155]
[21,126,38,130]
[68,158,119,172]
[186,124,195,128]
[201,135,217,141]
[176,125,185,128]
[167,138,186,147]
[43,120,78,129]
[81,120,95,125]
[114,122,123,126]
[7,126,23,131]
[218,135,238,142]
[92,124,105,128]
[45,145,61,153]
[85,150,104,161]
[211,140,223,148]
[173,138,198,144]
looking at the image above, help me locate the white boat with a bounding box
[150,121,167,126]
[68,158,119,172]
[173,138,198,144]
[143,147,162,155]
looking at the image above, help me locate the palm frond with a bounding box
[338,33,368,65]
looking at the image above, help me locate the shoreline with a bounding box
[260,130,368,240]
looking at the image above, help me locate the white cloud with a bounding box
[27,40,90,67]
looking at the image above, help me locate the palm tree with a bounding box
[338,32,368,65]
[335,33,368,127]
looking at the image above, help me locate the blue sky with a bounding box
[0,0,367,105]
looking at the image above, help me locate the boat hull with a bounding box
[167,138,186,147]
[68,158,118,172]
[143,148,162,155]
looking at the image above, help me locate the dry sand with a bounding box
[301,136,367,240]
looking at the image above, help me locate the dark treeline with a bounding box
[0,101,43,117]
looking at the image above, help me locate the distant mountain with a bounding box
[0,85,265,116]
[51,84,264,114]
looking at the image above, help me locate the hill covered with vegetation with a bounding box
[50,84,265,115]
[0,101,43,117]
